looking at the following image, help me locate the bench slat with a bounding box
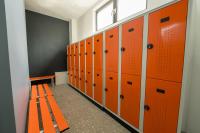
[38,84,45,98]
[31,85,38,99]
[43,84,53,96]
[28,100,40,133]
[47,96,69,131]
[40,98,56,133]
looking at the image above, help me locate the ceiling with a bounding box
[25,0,102,21]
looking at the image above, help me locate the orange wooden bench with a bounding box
[28,84,69,133]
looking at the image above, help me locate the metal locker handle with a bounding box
[127,81,132,85]
[144,105,150,111]
[128,28,134,32]
[160,16,170,23]
[156,88,165,94]
[147,43,154,49]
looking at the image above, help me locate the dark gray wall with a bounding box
[26,10,69,77]
[0,0,17,132]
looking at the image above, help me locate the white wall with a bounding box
[77,0,175,40]
[4,0,30,133]
[71,19,78,43]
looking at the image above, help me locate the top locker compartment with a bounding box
[146,0,188,82]
[86,37,93,70]
[94,33,103,71]
[121,17,144,76]
[105,27,119,73]
[80,40,85,73]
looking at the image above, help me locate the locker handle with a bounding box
[79,78,81,80]
[105,88,108,92]
[85,80,88,83]
[81,70,83,72]
[156,88,165,94]
[79,53,81,56]
[109,35,113,38]
[144,105,150,111]
[88,72,90,74]
[128,28,134,32]
[120,95,124,99]
[97,74,100,76]
[88,42,90,44]
[93,51,96,54]
[97,39,99,42]
[105,50,108,53]
[147,43,153,49]
[121,47,125,52]
[127,81,132,85]
[160,16,170,23]
[109,77,113,80]
[85,52,87,55]
[93,84,96,87]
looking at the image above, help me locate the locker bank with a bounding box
[0,0,200,133]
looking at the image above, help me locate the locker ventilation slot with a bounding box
[127,81,132,85]
[128,28,134,32]
[156,88,165,94]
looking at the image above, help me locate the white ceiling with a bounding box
[25,0,102,21]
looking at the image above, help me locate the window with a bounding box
[96,0,147,30]
[96,1,114,31]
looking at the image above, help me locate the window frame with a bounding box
[95,0,147,31]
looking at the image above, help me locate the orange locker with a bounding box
[86,70,93,98]
[105,72,118,114]
[105,27,119,73]
[75,43,79,71]
[80,72,85,93]
[144,78,181,133]
[120,74,141,128]
[71,44,75,70]
[86,37,93,70]
[94,70,102,104]
[80,40,85,73]
[67,46,71,83]
[94,33,103,71]
[75,70,79,88]
[121,17,144,75]
[146,0,188,82]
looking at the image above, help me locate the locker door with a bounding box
[105,72,118,114]
[80,72,85,93]
[75,43,79,71]
[75,70,79,88]
[94,33,103,71]
[105,27,119,73]
[86,70,93,98]
[121,17,144,75]
[71,45,75,86]
[147,0,188,82]
[120,74,141,128]
[80,40,85,73]
[67,46,71,83]
[94,70,102,104]
[144,78,181,133]
[86,37,93,70]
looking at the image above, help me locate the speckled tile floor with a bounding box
[52,84,130,133]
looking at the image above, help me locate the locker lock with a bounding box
[121,47,125,52]
[105,88,108,92]
[85,52,87,55]
[97,74,100,76]
[147,43,154,49]
[120,95,124,99]
[93,84,96,87]
[97,39,99,42]
[79,53,81,56]
[79,78,81,80]
[104,50,108,53]
[93,51,96,54]
[85,80,88,83]
[144,105,150,111]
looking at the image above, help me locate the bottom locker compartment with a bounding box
[80,72,85,93]
[105,72,118,114]
[144,78,182,133]
[94,70,103,104]
[86,70,93,98]
[75,70,79,89]
[120,74,141,128]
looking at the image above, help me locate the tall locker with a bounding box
[67,45,71,83]
[120,17,143,127]
[144,0,188,133]
[80,40,85,92]
[94,33,103,104]
[71,44,75,86]
[105,27,119,72]
[86,37,93,97]
[68,45,72,84]
[75,43,79,88]
[146,0,188,82]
